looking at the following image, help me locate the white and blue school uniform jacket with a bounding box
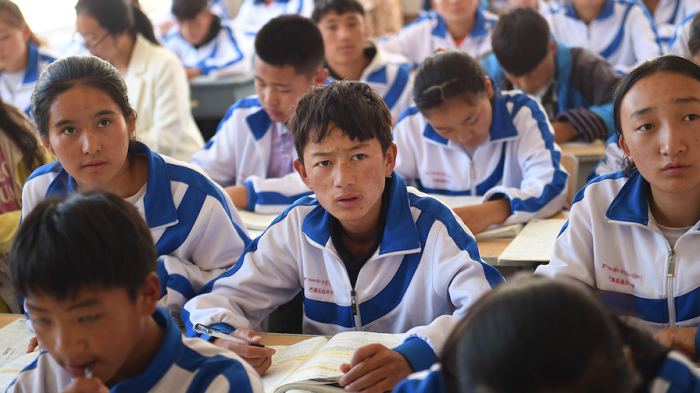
[21,143,251,313]
[376,8,498,68]
[393,353,700,393]
[587,134,625,182]
[5,308,264,393]
[209,0,231,20]
[652,0,700,46]
[328,47,414,118]
[233,0,314,39]
[544,0,662,73]
[536,171,700,342]
[667,12,697,57]
[0,43,56,118]
[182,174,505,373]
[165,20,252,79]
[393,89,568,225]
[189,97,312,214]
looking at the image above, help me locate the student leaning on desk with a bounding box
[182,80,504,393]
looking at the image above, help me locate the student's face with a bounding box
[0,17,30,73]
[42,84,135,192]
[178,10,213,47]
[503,42,557,96]
[75,12,119,62]
[423,81,494,148]
[619,71,700,201]
[318,11,367,67]
[295,129,397,230]
[24,274,161,387]
[431,0,480,26]
[570,0,606,9]
[253,55,328,123]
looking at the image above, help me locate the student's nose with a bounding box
[660,124,686,157]
[54,325,86,356]
[334,161,355,188]
[262,87,279,107]
[81,130,101,156]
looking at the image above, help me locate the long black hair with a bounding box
[75,0,159,45]
[0,100,46,171]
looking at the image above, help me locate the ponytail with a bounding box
[131,5,158,45]
[75,0,159,46]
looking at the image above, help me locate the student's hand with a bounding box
[60,377,109,393]
[453,199,512,235]
[225,185,249,210]
[211,327,275,375]
[27,336,44,353]
[551,121,580,144]
[653,327,698,360]
[186,67,202,79]
[338,344,413,393]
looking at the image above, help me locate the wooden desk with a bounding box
[561,141,607,192]
[0,314,22,329]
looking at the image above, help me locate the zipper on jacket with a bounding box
[667,249,676,329]
[350,290,362,331]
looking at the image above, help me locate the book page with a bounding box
[238,210,279,231]
[0,319,37,367]
[262,337,329,393]
[498,219,568,262]
[280,332,402,387]
[475,223,524,241]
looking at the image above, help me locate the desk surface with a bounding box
[560,141,606,162]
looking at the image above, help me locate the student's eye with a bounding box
[32,318,50,327]
[352,154,367,161]
[62,127,78,135]
[682,114,699,121]
[316,160,331,167]
[0,35,10,41]
[277,88,293,94]
[327,25,337,31]
[349,22,358,28]
[97,119,111,127]
[79,314,100,323]
[636,124,654,132]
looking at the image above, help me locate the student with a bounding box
[8,192,264,393]
[183,80,504,391]
[0,0,56,119]
[394,278,700,393]
[312,0,414,119]
[164,0,252,80]
[481,8,621,144]
[189,15,327,214]
[22,56,250,315]
[643,0,700,47]
[667,13,699,61]
[0,99,49,314]
[377,0,498,68]
[536,56,700,359]
[234,0,315,39]
[543,0,662,73]
[393,50,568,234]
[74,0,204,162]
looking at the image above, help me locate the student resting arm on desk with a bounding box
[183,80,504,393]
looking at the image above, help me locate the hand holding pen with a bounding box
[61,364,108,393]
[196,324,276,375]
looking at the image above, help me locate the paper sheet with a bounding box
[263,337,329,393]
[498,219,568,262]
[238,211,279,231]
[428,194,483,209]
[0,319,36,367]
[0,351,40,390]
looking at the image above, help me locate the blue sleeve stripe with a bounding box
[395,106,420,125]
[154,187,207,256]
[205,98,262,150]
[304,294,355,328]
[393,337,438,372]
[597,288,668,324]
[254,190,314,206]
[674,284,700,323]
[654,356,700,390]
[157,260,169,297]
[382,66,411,111]
[599,4,635,58]
[167,274,197,302]
[184,354,254,393]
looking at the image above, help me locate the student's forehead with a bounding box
[253,57,310,85]
[321,11,363,23]
[26,287,116,309]
[305,129,380,152]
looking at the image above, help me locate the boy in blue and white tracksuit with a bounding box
[650,0,700,47]
[0,43,56,118]
[393,87,568,225]
[536,170,700,338]
[544,0,662,73]
[234,0,314,39]
[22,142,251,314]
[7,308,264,393]
[377,7,498,68]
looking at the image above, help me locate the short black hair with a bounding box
[288,80,393,166]
[255,15,325,76]
[413,50,486,112]
[172,0,207,21]
[492,8,551,77]
[10,192,157,302]
[311,0,365,23]
[688,13,700,57]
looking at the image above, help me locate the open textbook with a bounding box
[0,319,40,391]
[261,331,402,393]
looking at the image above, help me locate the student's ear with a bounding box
[41,136,54,155]
[484,77,494,100]
[618,134,633,163]
[294,158,313,190]
[21,24,30,43]
[137,272,161,315]
[550,40,558,56]
[127,112,137,139]
[313,68,330,87]
[384,143,398,177]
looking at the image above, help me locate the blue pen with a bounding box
[193,324,265,348]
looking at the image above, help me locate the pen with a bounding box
[193,324,266,348]
[84,362,93,379]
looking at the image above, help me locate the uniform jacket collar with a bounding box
[22,43,41,85]
[431,7,490,38]
[301,172,422,256]
[565,0,615,20]
[127,34,153,77]
[46,142,179,229]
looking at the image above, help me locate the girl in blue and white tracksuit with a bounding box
[393,51,567,232]
[23,56,250,315]
[377,7,498,68]
[537,56,700,354]
[544,0,661,73]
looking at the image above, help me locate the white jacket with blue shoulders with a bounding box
[189,97,312,214]
[393,88,568,225]
[536,171,700,347]
[377,8,498,68]
[21,143,251,313]
[0,43,56,118]
[182,174,504,373]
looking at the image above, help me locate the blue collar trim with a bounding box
[246,108,273,141]
[422,123,450,145]
[302,173,421,255]
[605,171,651,225]
[566,0,614,20]
[430,8,489,38]
[23,43,40,85]
[366,66,388,84]
[488,86,519,141]
[431,13,447,38]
